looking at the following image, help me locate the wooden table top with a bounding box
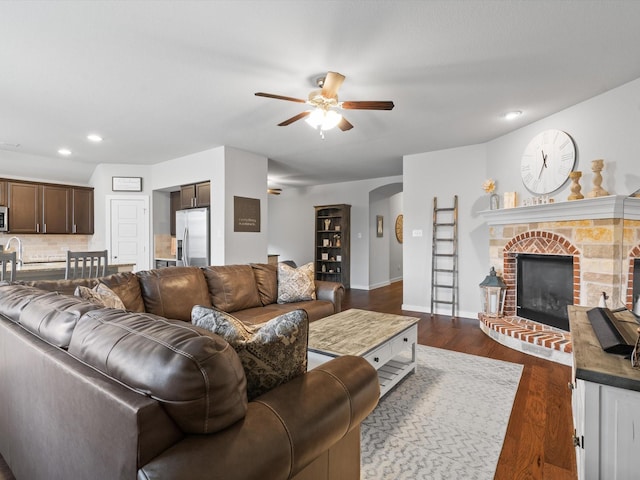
[308,308,419,357]
[568,305,640,391]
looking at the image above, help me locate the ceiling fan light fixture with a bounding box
[305,108,342,131]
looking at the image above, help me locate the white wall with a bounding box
[402,76,640,318]
[151,145,268,265]
[267,175,403,289]
[89,163,153,254]
[403,144,488,317]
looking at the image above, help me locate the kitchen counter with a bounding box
[15,262,135,281]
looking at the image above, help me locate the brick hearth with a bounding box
[479,314,572,366]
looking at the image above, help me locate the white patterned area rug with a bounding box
[361,345,524,480]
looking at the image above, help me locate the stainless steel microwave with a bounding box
[0,206,7,232]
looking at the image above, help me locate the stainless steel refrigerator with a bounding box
[176,207,210,267]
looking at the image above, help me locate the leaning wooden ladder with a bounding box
[430,195,459,318]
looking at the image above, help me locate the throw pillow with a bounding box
[74,283,126,310]
[277,262,316,304]
[192,305,308,400]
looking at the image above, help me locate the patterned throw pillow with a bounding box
[192,305,308,400]
[74,283,126,310]
[277,262,316,304]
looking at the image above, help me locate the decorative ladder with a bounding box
[430,195,459,318]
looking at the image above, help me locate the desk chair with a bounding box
[65,250,108,279]
[0,251,17,282]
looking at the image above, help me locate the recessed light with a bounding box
[58,148,72,156]
[87,134,103,142]
[504,110,522,120]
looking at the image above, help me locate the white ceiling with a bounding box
[2,1,640,188]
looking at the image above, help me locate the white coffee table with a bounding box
[307,309,419,397]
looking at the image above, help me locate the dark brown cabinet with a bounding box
[0,181,6,206]
[180,181,210,209]
[72,187,94,234]
[5,179,93,234]
[314,204,351,288]
[41,185,71,234]
[170,191,181,236]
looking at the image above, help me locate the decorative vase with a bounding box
[586,159,609,198]
[568,171,584,200]
[323,219,331,230]
[489,193,500,210]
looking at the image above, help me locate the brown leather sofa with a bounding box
[0,266,378,480]
[26,263,344,326]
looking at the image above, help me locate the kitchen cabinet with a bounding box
[41,185,71,233]
[314,204,351,288]
[5,179,93,234]
[72,187,94,234]
[180,181,210,209]
[0,181,6,206]
[170,191,181,236]
[568,306,640,479]
[8,182,40,233]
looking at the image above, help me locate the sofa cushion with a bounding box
[251,263,278,305]
[19,291,102,348]
[100,272,146,312]
[277,262,316,304]
[202,265,262,312]
[0,284,58,322]
[74,283,126,310]
[192,306,309,400]
[136,267,211,321]
[68,308,248,434]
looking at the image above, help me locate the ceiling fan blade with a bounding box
[341,100,395,110]
[338,117,354,131]
[255,92,306,103]
[278,111,311,126]
[321,71,345,99]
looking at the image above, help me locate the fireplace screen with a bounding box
[516,254,573,331]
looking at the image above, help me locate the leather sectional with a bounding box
[0,264,379,480]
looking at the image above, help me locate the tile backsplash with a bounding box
[0,234,90,263]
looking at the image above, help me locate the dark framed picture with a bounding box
[376,215,383,237]
[112,176,142,192]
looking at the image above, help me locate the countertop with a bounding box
[13,261,135,281]
[568,305,640,392]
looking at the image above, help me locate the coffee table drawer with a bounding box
[391,327,417,355]
[364,342,393,369]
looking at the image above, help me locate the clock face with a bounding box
[395,214,403,243]
[520,129,576,194]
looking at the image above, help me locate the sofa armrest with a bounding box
[315,280,345,313]
[138,355,379,480]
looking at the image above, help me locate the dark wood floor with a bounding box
[342,281,577,480]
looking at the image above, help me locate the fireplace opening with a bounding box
[516,254,573,331]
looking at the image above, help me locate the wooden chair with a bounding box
[65,250,108,279]
[0,251,17,282]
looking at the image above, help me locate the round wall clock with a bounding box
[520,129,576,194]
[395,214,403,243]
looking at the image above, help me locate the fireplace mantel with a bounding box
[481,195,640,225]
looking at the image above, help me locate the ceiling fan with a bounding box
[255,71,394,133]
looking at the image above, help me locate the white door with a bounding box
[108,196,149,271]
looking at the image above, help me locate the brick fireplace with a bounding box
[479,195,640,365]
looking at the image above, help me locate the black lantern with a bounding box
[479,267,507,317]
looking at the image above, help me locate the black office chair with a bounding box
[65,250,108,279]
[0,251,17,282]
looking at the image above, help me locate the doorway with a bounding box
[107,195,150,271]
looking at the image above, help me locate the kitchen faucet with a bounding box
[5,236,23,268]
